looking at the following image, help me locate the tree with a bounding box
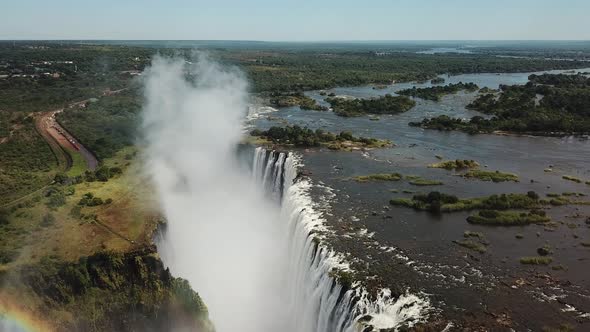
[95,166,111,182]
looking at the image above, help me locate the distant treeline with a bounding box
[410,73,590,134]
[326,94,416,117]
[397,82,479,101]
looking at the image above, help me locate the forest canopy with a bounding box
[411,73,590,135]
[326,94,416,117]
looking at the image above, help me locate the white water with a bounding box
[253,147,432,332]
[142,54,430,332]
[142,56,289,332]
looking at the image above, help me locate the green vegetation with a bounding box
[353,173,402,182]
[410,73,590,135]
[409,115,485,134]
[397,82,479,101]
[429,159,480,170]
[328,268,355,290]
[0,118,56,204]
[453,239,486,253]
[2,249,211,331]
[268,92,327,110]
[0,162,182,330]
[430,77,445,84]
[352,173,441,185]
[326,94,416,117]
[57,90,140,160]
[408,178,444,186]
[562,175,584,183]
[467,209,550,226]
[543,193,590,206]
[3,42,590,331]
[78,192,107,207]
[66,150,87,177]
[0,44,144,113]
[250,125,391,149]
[537,245,552,256]
[464,230,484,238]
[463,169,519,182]
[235,49,588,93]
[520,256,553,265]
[390,191,540,213]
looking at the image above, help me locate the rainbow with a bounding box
[0,300,52,332]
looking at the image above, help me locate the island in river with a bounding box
[410,73,590,135]
[248,66,590,331]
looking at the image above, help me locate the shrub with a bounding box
[84,170,96,182]
[89,197,104,206]
[78,192,103,206]
[338,131,354,141]
[95,166,111,182]
[453,239,486,253]
[109,167,122,175]
[520,256,553,265]
[353,173,402,182]
[53,173,69,184]
[0,249,18,264]
[527,191,539,200]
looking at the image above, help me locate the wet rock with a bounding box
[537,246,552,256]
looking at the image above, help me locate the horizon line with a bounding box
[1,39,590,43]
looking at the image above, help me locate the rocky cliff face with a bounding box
[1,246,212,332]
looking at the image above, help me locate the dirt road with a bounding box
[1,90,125,209]
[37,109,98,171]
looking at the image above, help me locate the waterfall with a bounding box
[251,147,432,332]
[253,148,286,200]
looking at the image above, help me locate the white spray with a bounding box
[141,55,431,332]
[141,55,289,332]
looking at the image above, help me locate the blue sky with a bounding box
[1,0,589,40]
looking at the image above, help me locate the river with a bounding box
[247,67,590,330]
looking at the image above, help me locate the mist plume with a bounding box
[141,55,288,332]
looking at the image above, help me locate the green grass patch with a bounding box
[66,150,88,177]
[463,170,519,182]
[452,239,486,253]
[353,173,402,182]
[390,191,540,213]
[269,92,327,111]
[464,230,484,238]
[0,121,57,205]
[467,209,550,226]
[251,126,391,150]
[389,198,414,208]
[549,197,570,206]
[562,175,582,183]
[409,178,444,186]
[520,256,553,265]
